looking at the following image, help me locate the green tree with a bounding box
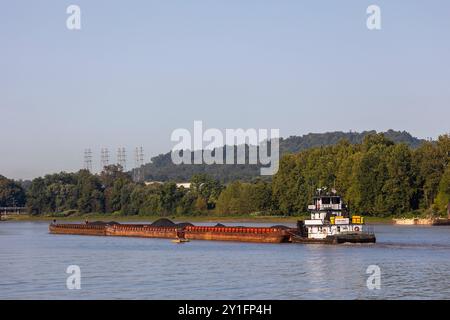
[106,177,130,213]
[245,180,273,213]
[271,154,308,214]
[159,182,183,215]
[216,181,243,215]
[434,164,450,214]
[101,165,133,213]
[76,170,104,213]
[176,192,196,215]
[382,144,415,215]
[119,183,137,215]
[0,175,26,207]
[190,174,223,209]
[413,141,447,208]
[216,181,272,215]
[26,177,49,214]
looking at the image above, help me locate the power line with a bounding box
[133,146,145,182]
[117,147,127,171]
[100,147,110,169]
[84,148,92,172]
[134,146,144,168]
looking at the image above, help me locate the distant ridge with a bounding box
[134,130,424,183]
[279,129,423,154]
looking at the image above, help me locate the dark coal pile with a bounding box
[150,218,176,227]
[270,225,290,229]
[214,223,249,228]
[176,222,194,228]
[150,218,195,228]
[89,221,120,225]
[214,223,226,227]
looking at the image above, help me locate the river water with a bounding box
[0,221,449,299]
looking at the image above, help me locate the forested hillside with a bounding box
[137,130,424,183]
[1,132,449,218]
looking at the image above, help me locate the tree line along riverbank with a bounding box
[1,133,449,220]
[4,213,395,224]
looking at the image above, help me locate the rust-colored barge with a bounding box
[49,222,290,243]
[184,226,290,243]
[49,223,107,236]
[105,224,178,239]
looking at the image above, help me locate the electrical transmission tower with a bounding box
[134,146,144,168]
[100,148,110,169]
[133,147,145,182]
[84,148,93,172]
[117,147,127,171]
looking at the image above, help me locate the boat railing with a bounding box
[185,226,284,234]
[308,204,342,211]
[112,224,178,232]
[51,223,106,230]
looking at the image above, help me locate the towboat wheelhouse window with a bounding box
[322,197,331,204]
[332,197,340,204]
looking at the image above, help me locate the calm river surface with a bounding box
[0,221,449,299]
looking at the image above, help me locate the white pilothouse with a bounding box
[293,188,376,244]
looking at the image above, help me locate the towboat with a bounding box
[291,188,376,244]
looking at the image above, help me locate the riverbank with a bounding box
[2,213,395,224]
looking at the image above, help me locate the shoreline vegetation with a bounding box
[1,132,450,222]
[5,213,395,224]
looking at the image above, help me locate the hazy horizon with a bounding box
[0,129,440,181]
[2,1,450,180]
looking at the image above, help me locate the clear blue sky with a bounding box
[1,0,450,179]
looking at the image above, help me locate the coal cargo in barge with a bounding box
[49,221,291,243]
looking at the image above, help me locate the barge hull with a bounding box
[49,224,290,243]
[291,233,376,244]
[184,231,289,243]
[106,225,178,238]
[184,226,290,243]
[49,224,106,236]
